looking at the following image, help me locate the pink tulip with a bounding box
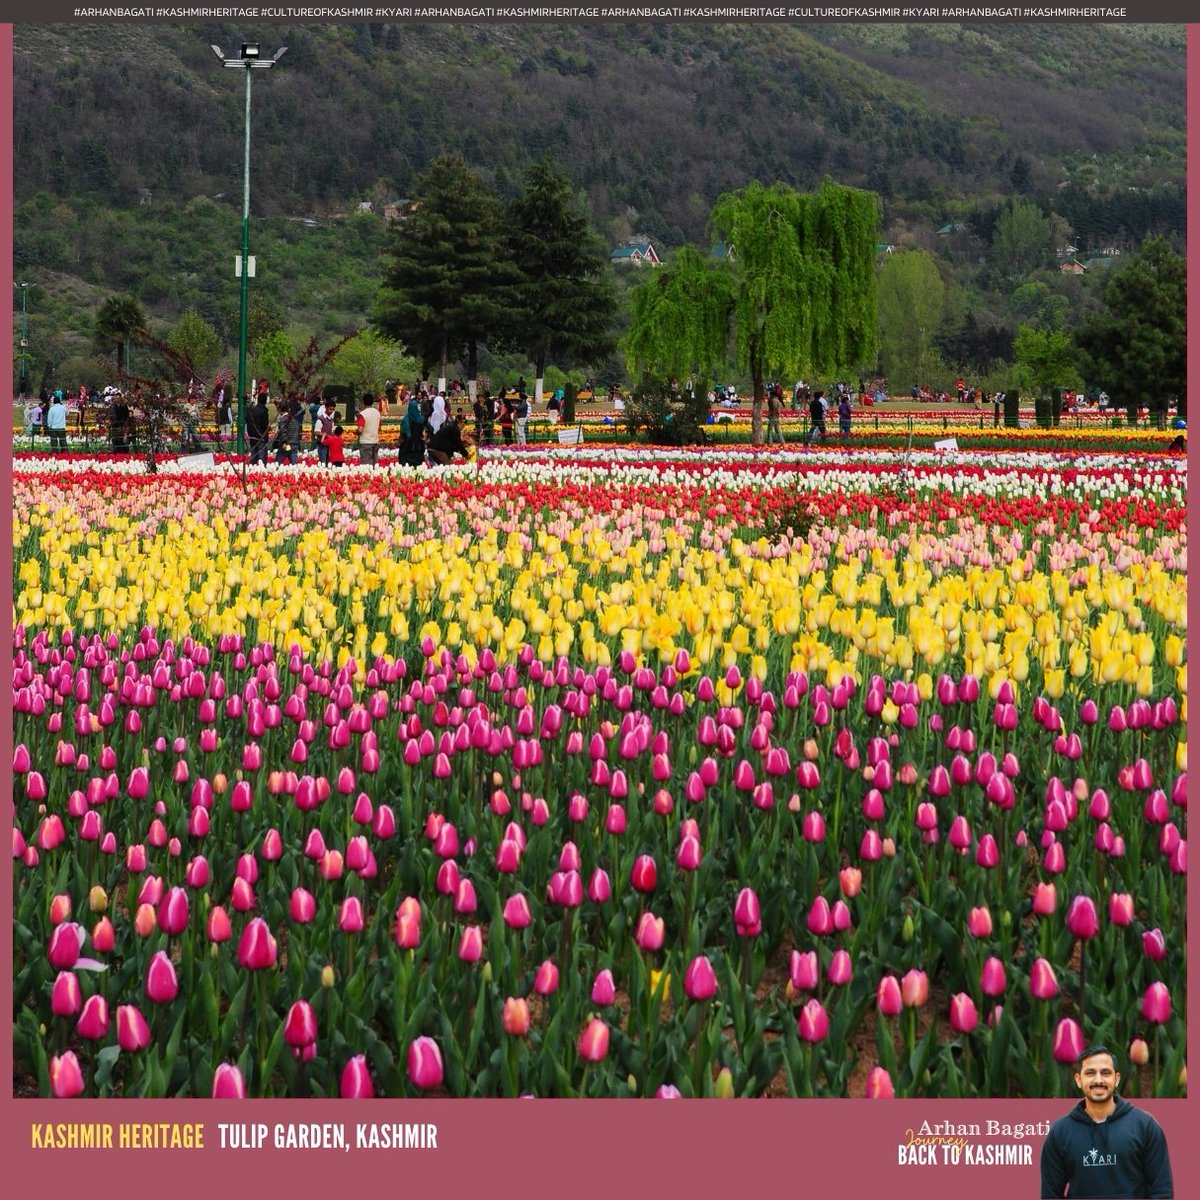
[117,1004,152,1052]
[865,1066,895,1098]
[876,975,902,1016]
[1142,929,1167,961]
[1032,882,1057,915]
[157,886,189,936]
[458,926,483,963]
[734,887,762,937]
[407,1036,444,1089]
[339,1055,374,1098]
[49,1051,86,1098]
[207,906,233,944]
[1066,895,1100,939]
[1052,1017,1085,1063]
[797,998,830,1043]
[76,994,110,1040]
[591,969,616,1006]
[966,907,992,938]
[1141,982,1171,1024]
[577,1018,610,1063]
[806,895,833,936]
[284,999,318,1058]
[534,960,560,996]
[51,971,83,1016]
[949,993,978,1034]
[502,893,532,929]
[47,921,84,970]
[630,855,657,893]
[980,957,1007,997]
[211,1063,246,1098]
[1030,958,1059,1000]
[684,955,718,1001]
[395,897,422,948]
[901,969,929,1008]
[236,917,276,969]
[634,911,665,952]
[827,949,853,987]
[145,951,178,1004]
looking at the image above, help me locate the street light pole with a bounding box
[212,42,287,456]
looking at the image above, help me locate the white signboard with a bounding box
[557,426,583,445]
[178,452,216,469]
[934,438,959,453]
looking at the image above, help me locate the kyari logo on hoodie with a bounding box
[1083,1147,1117,1167]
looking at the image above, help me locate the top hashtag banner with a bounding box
[21,0,1198,21]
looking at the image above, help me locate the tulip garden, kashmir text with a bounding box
[12,436,1187,1100]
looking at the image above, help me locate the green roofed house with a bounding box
[936,222,966,236]
[711,242,736,262]
[610,237,661,266]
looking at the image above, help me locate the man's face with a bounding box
[1075,1054,1120,1103]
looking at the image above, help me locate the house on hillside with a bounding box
[711,242,736,263]
[876,243,896,257]
[936,221,967,236]
[610,237,661,266]
[1059,260,1087,275]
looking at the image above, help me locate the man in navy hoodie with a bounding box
[1040,1044,1173,1197]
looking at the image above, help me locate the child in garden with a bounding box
[838,394,852,443]
[325,425,345,467]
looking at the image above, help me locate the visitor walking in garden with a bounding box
[766,386,784,445]
[46,392,68,451]
[247,394,270,465]
[275,400,301,466]
[356,395,381,466]
[499,394,514,445]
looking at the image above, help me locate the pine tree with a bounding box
[507,159,617,405]
[373,154,515,397]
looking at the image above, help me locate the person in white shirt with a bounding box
[356,396,382,466]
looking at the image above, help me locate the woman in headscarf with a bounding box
[429,394,447,434]
[401,392,426,466]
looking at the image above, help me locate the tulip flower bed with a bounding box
[12,446,1187,1100]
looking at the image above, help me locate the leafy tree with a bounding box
[709,178,879,443]
[167,309,223,382]
[507,159,617,404]
[1008,281,1069,332]
[252,330,295,388]
[374,154,516,397]
[876,250,945,390]
[333,328,418,398]
[624,247,732,386]
[1012,325,1081,424]
[1075,237,1184,411]
[989,199,1051,282]
[93,294,147,369]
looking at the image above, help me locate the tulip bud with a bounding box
[1066,895,1100,939]
[116,1004,152,1052]
[980,956,1007,998]
[876,975,902,1016]
[591,969,616,1006]
[714,1067,735,1098]
[1141,981,1171,1025]
[1129,1038,1150,1067]
[1030,958,1059,1000]
[684,955,718,1001]
[51,971,83,1016]
[284,999,318,1058]
[145,950,178,1004]
[734,887,762,937]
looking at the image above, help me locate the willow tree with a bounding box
[710,179,879,443]
[624,246,733,385]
